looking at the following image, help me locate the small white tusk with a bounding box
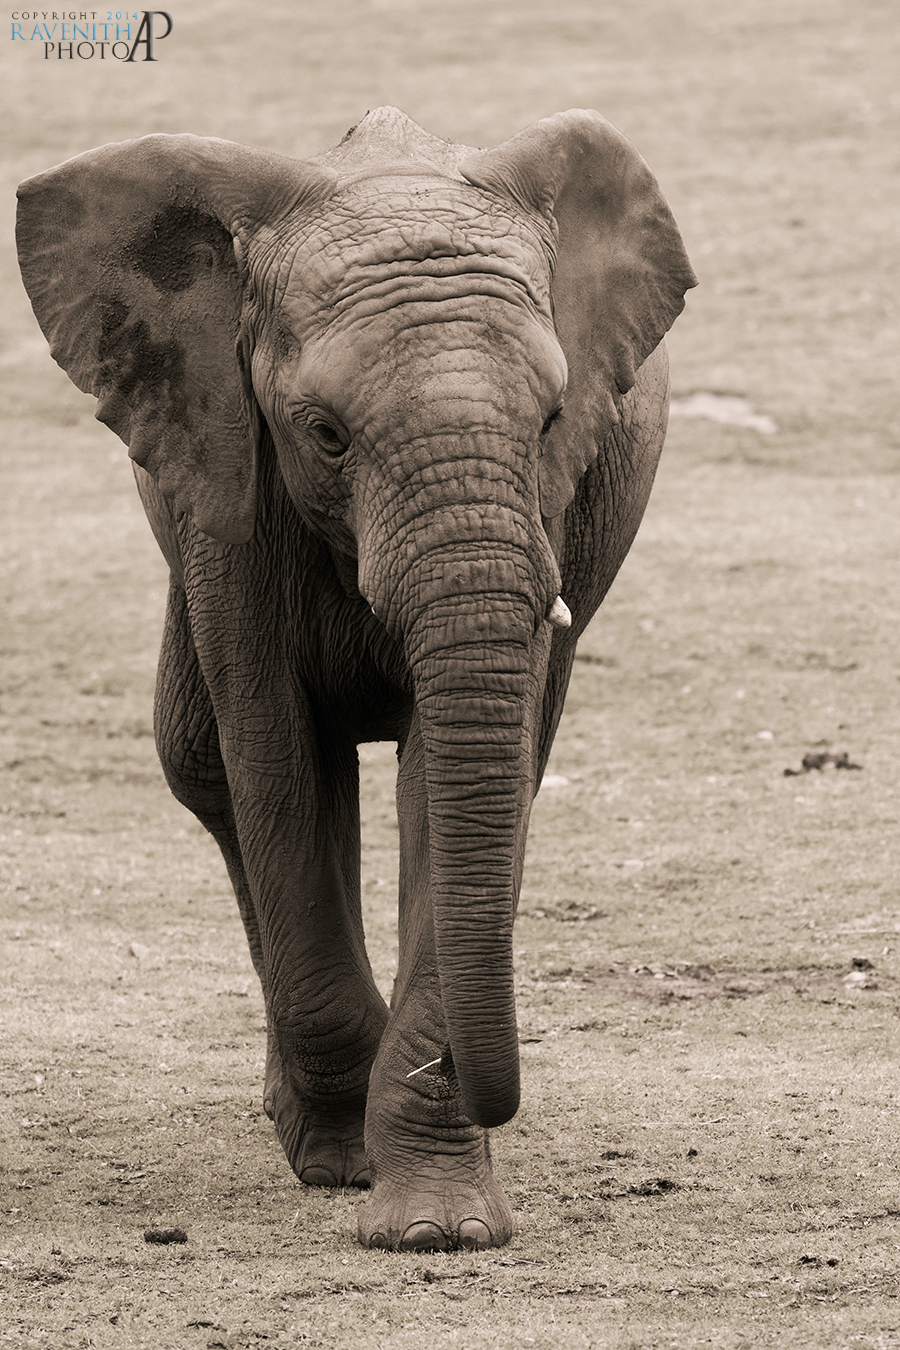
[406,1057,442,1078]
[547,596,572,629]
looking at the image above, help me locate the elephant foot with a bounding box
[264,1054,370,1188]
[363,1215,501,1253]
[357,1020,514,1250]
[292,1122,370,1190]
[276,1101,370,1189]
[357,1148,513,1251]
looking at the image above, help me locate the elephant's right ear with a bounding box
[16,135,336,544]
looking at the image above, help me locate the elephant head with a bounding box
[17,108,695,1130]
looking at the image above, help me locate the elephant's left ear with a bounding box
[461,110,697,519]
[17,135,335,544]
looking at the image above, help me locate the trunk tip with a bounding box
[441,1043,521,1129]
[465,1083,521,1129]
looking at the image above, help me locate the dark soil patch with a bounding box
[784,749,863,777]
[144,1227,188,1245]
[542,964,893,1003]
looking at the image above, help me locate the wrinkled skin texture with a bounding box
[17,107,695,1251]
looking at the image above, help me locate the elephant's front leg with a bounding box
[231,731,391,1188]
[154,580,290,1130]
[159,596,388,1183]
[357,721,514,1251]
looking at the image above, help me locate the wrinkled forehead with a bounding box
[259,174,557,321]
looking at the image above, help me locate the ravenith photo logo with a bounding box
[10,10,173,60]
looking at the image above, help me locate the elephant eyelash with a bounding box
[541,407,563,437]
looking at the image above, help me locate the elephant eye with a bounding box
[311,421,344,451]
[295,411,349,456]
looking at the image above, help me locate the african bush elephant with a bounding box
[17,106,695,1251]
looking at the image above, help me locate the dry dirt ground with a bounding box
[2,1,899,1347]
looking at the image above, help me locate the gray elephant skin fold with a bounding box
[16,105,696,1252]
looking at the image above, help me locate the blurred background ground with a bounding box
[1,3,899,1347]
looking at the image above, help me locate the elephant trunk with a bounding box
[416,672,527,1127]
[397,545,555,1129]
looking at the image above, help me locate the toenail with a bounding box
[299,1166,338,1187]
[458,1218,493,1250]
[400,1221,450,1252]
